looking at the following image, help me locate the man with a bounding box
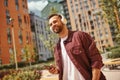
[48,13,106,80]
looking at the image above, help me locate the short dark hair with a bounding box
[48,13,62,20]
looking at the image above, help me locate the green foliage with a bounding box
[39,22,58,57]
[39,6,60,59]
[0,59,55,79]
[21,45,34,67]
[107,46,120,58]
[9,53,15,64]
[106,45,120,51]
[99,0,120,44]
[0,58,54,70]
[100,0,118,25]
[0,64,15,70]
[50,7,58,14]
[30,47,39,63]
[0,69,41,80]
[115,32,120,44]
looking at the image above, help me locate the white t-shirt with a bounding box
[60,36,85,80]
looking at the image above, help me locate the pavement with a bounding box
[40,54,120,80]
[40,70,58,80]
[102,69,120,80]
[40,69,120,80]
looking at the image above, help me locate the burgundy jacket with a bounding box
[54,31,106,80]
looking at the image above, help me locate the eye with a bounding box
[53,20,57,24]
[49,19,58,27]
[49,23,52,27]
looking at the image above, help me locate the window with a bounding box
[22,0,25,8]
[0,35,1,44]
[24,15,27,24]
[18,30,23,44]
[7,28,12,44]
[99,30,103,38]
[9,48,13,54]
[0,48,1,54]
[21,48,25,61]
[9,48,14,63]
[74,0,77,2]
[6,9,10,24]
[106,39,108,43]
[26,32,29,43]
[105,29,108,36]
[0,59,2,65]
[4,0,8,7]
[18,14,22,26]
[21,48,25,54]
[101,40,103,44]
[15,0,19,10]
[22,0,27,9]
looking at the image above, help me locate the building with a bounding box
[66,0,114,52]
[41,1,64,19]
[0,0,33,65]
[41,0,72,30]
[59,0,72,30]
[30,12,52,61]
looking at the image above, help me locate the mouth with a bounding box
[53,26,58,32]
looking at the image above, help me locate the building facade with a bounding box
[41,1,64,19]
[41,0,72,30]
[66,0,114,52]
[30,12,52,61]
[0,0,33,65]
[59,0,72,30]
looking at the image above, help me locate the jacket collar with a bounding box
[57,30,75,47]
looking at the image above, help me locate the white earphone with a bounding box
[50,26,54,33]
[49,14,67,33]
[60,14,67,25]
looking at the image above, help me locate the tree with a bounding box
[10,53,14,64]
[39,7,59,57]
[22,44,33,67]
[50,7,58,14]
[39,26,58,57]
[33,47,39,63]
[99,0,120,45]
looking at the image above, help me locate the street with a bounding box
[102,54,120,80]
[40,70,58,80]
[40,54,120,80]
[40,69,120,80]
[102,67,120,80]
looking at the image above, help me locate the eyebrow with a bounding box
[49,19,57,26]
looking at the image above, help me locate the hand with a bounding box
[47,65,59,74]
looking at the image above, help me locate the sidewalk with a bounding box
[40,70,58,80]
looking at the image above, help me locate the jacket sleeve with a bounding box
[54,47,59,68]
[53,46,60,73]
[78,31,104,69]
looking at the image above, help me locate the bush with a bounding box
[106,46,120,51]
[0,64,15,70]
[0,69,42,80]
[107,47,120,58]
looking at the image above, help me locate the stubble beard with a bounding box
[54,24,64,34]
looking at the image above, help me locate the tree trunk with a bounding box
[114,5,120,31]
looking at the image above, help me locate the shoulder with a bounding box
[73,31,93,41]
[73,30,89,37]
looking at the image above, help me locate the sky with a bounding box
[27,0,48,16]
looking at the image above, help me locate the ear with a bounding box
[50,26,54,33]
[60,14,67,25]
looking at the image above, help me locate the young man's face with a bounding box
[49,16,64,34]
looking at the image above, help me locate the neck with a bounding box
[59,25,68,38]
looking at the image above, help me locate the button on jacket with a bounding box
[54,30,106,80]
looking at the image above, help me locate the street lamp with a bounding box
[9,17,18,70]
